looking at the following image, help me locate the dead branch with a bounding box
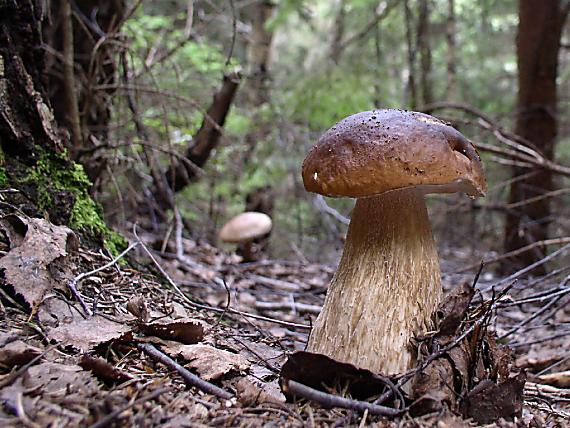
[314,195,350,225]
[421,102,570,178]
[255,300,322,315]
[282,379,403,416]
[456,239,570,274]
[61,0,83,150]
[138,343,233,400]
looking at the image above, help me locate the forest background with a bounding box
[43,0,569,273]
[0,0,570,426]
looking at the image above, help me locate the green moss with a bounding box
[24,149,126,255]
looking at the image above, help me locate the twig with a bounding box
[314,195,350,225]
[499,295,564,339]
[69,242,140,316]
[455,239,570,274]
[282,379,403,416]
[88,388,167,428]
[481,243,570,291]
[138,343,233,400]
[255,300,322,315]
[133,225,311,330]
[509,331,570,349]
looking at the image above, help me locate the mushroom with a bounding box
[302,109,486,375]
[219,212,273,262]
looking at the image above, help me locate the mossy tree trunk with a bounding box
[0,0,119,250]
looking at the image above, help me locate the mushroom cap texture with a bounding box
[219,212,273,243]
[302,109,487,198]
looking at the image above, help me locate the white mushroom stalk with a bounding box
[307,188,440,374]
[301,109,487,375]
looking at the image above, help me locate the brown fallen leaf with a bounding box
[79,355,132,384]
[280,351,396,401]
[0,215,77,309]
[0,362,100,426]
[164,343,250,381]
[235,376,285,406]
[0,339,41,368]
[139,319,204,344]
[459,371,526,424]
[48,315,133,352]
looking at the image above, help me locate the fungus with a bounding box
[302,109,487,375]
[219,212,272,262]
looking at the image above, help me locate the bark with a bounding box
[445,0,457,100]
[404,0,417,109]
[503,0,569,272]
[0,0,89,228]
[417,0,433,105]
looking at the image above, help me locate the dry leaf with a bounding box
[140,319,204,344]
[79,355,132,384]
[165,343,250,380]
[48,315,133,352]
[236,376,285,406]
[0,339,41,368]
[0,215,77,309]
[460,371,526,424]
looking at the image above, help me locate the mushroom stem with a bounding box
[307,187,441,375]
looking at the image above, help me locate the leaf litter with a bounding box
[0,216,568,426]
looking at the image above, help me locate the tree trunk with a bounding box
[404,0,417,109]
[158,72,241,209]
[0,0,110,244]
[445,0,457,100]
[42,0,125,182]
[329,0,347,64]
[503,0,569,272]
[246,0,275,106]
[417,0,433,105]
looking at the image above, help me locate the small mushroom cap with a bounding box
[302,109,487,198]
[219,212,272,244]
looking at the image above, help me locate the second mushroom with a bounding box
[302,109,487,375]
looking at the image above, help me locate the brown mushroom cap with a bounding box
[302,109,487,198]
[219,212,272,244]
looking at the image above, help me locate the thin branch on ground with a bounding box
[456,239,570,274]
[133,224,311,329]
[138,343,233,400]
[283,379,403,417]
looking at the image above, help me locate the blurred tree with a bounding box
[43,0,125,183]
[417,0,433,105]
[503,0,570,273]
[445,0,457,100]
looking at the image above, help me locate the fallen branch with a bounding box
[138,343,233,400]
[282,379,403,417]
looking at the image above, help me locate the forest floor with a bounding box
[0,216,569,427]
